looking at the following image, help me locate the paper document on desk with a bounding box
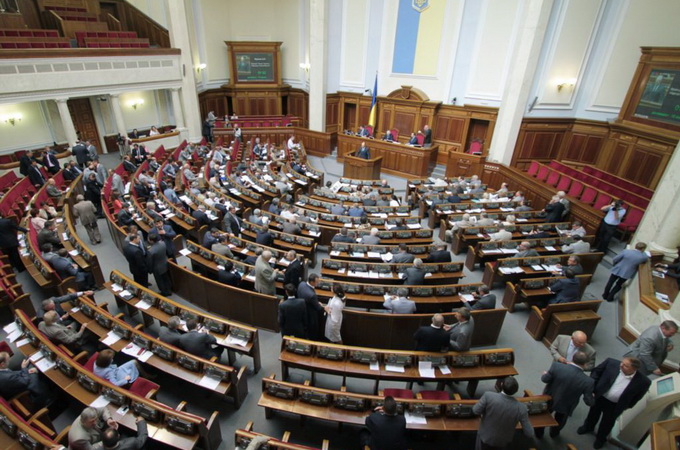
[62,233,68,240]
[121,343,143,358]
[438,365,451,375]
[367,252,381,258]
[225,335,249,348]
[531,265,545,271]
[179,249,192,256]
[111,283,123,292]
[7,329,23,343]
[101,331,122,346]
[198,375,221,390]
[544,246,556,251]
[34,358,56,372]
[460,294,475,302]
[15,338,31,348]
[137,351,153,363]
[418,361,435,378]
[385,364,405,373]
[405,412,427,425]
[29,352,44,363]
[369,361,380,371]
[543,265,560,272]
[3,322,18,335]
[90,395,111,408]
[135,300,152,310]
[69,250,79,257]
[407,223,421,229]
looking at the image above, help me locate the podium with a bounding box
[343,152,382,180]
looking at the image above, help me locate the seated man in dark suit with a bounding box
[331,227,354,243]
[50,249,97,290]
[37,220,62,249]
[202,228,220,250]
[158,316,181,347]
[413,313,449,352]
[403,258,426,285]
[382,130,394,142]
[408,132,418,145]
[40,291,93,326]
[117,203,135,227]
[360,396,407,450]
[464,284,496,310]
[192,205,212,228]
[425,244,452,263]
[178,319,223,360]
[256,223,275,247]
[547,269,580,305]
[0,352,53,409]
[217,260,242,287]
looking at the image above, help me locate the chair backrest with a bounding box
[567,180,583,198]
[593,192,612,210]
[383,388,413,399]
[580,187,597,204]
[390,128,399,141]
[469,141,482,154]
[555,175,571,192]
[536,166,550,182]
[365,125,373,137]
[129,377,159,397]
[527,161,539,176]
[416,133,425,146]
[419,390,450,400]
[83,352,99,371]
[546,171,560,187]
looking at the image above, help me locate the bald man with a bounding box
[549,331,597,371]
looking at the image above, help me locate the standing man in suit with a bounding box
[298,274,323,340]
[578,357,651,449]
[278,284,307,338]
[414,314,449,352]
[123,233,148,287]
[85,140,98,161]
[147,234,172,296]
[473,376,535,450]
[179,319,223,360]
[360,396,407,450]
[283,251,303,288]
[603,242,649,302]
[423,124,432,147]
[42,147,60,174]
[254,250,280,295]
[445,308,474,352]
[0,352,52,408]
[550,331,597,371]
[464,285,496,310]
[624,320,677,375]
[403,258,426,285]
[27,160,46,187]
[383,288,417,314]
[98,416,147,450]
[148,219,176,259]
[19,150,39,176]
[356,142,371,159]
[71,140,90,168]
[538,351,594,438]
[0,213,27,272]
[73,194,102,244]
[223,205,241,236]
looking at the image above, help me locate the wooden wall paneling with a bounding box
[358,105,371,128]
[17,0,41,28]
[325,95,339,132]
[393,110,416,138]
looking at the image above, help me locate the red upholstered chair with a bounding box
[526,161,539,177]
[546,171,560,187]
[419,390,450,401]
[390,128,399,141]
[617,208,643,241]
[580,187,597,205]
[593,192,612,210]
[468,140,483,154]
[416,133,425,146]
[536,166,550,182]
[83,352,98,371]
[0,341,14,357]
[383,388,414,399]
[365,125,374,137]
[556,175,571,192]
[129,378,159,399]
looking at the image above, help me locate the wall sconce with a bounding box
[196,63,207,73]
[299,62,310,73]
[128,99,144,110]
[2,113,22,126]
[556,78,577,92]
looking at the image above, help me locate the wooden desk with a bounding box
[337,134,438,178]
[543,310,601,346]
[651,418,680,450]
[343,152,382,180]
[446,151,486,178]
[525,300,603,341]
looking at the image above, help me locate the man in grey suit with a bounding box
[392,243,415,264]
[550,331,597,371]
[624,320,677,375]
[39,310,90,352]
[515,241,540,258]
[179,319,223,360]
[383,288,417,314]
[603,242,649,302]
[330,201,346,216]
[464,285,496,310]
[445,308,474,352]
[223,205,241,236]
[158,316,182,346]
[147,234,172,296]
[403,258,426,285]
[95,417,147,450]
[255,250,280,295]
[360,228,381,245]
[538,351,594,438]
[68,406,116,450]
[472,376,534,449]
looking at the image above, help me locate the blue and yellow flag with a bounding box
[392,0,445,76]
[368,74,378,128]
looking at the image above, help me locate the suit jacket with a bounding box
[73,200,98,227]
[63,166,81,181]
[92,420,147,450]
[283,259,303,287]
[549,278,580,304]
[612,249,649,279]
[383,296,416,314]
[425,249,452,263]
[472,392,534,447]
[562,240,591,254]
[365,411,407,450]
[147,241,168,275]
[414,325,449,352]
[356,147,370,159]
[448,317,474,351]
[117,209,134,226]
[282,222,301,235]
[19,154,34,175]
[361,235,380,245]
[71,144,90,166]
[123,243,148,276]
[469,293,496,310]
[256,231,274,247]
[39,320,84,345]
[224,213,241,235]
[0,218,26,247]
[278,297,308,338]
[158,326,181,346]
[542,362,594,415]
[330,204,346,216]
[549,335,597,371]
[37,228,60,248]
[624,325,671,374]
[254,256,277,295]
[590,358,651,416]
[192,210,212,227]
[68,406,112,450]
[392,252,415,264]
[0,368,49,400]
[50,256,79,279]
[544,202,565,223]
[403,267,426,285]
[217,269,241,287]
[27,166,45,186]
[124,160,138,174]
[298,281,323,330]
[179,330,217,359]
[211,243,234,259]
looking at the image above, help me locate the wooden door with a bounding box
[68,98,102,155]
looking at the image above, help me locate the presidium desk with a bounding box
[337,134,438,178]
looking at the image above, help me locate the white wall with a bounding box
[0,102,53,151]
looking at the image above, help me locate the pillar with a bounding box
[166,0,201,140]
[308,0,328,132]
[55,97,78,147]
[170,88,185,129]
[109,94,127,137]
[487,0,553,165]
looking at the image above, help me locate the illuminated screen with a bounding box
[235,52,274,82]
[656,377,674,395]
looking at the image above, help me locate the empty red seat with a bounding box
[546,171,560,187]
[556,175,571,192]
[593,192,612,210]
[580,187,597,204]
[419,390,450,401]
[18,30,31,37]
[618,208,643,233]
[536,166,550,182]
[129,377,159,398]
[383,388,414,399]
[527,161,539,177]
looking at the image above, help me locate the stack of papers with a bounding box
[385,364,405,373]
[542,265,561,272]
[102,331,122,346]
[367,251,381,258]
[405,412,427,425]
[35,357,56,372]
[136,300,152,310]
[418,361,435,378]
[90,395,111,408]
[438,365,452,375]
[407,223,421,229]
[179,248,192,256]
[499,267,524,274]
[460,294,475,302]
[197,375,221,390]
[225,335,249,347]
[544,246,557,251]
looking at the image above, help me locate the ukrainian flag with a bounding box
[368,74,378,128]
[392,0,445,76]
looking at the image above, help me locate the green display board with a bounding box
[235,52,275,82]
[634,69,680,126]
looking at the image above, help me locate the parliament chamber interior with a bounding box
[0,0,680,449]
